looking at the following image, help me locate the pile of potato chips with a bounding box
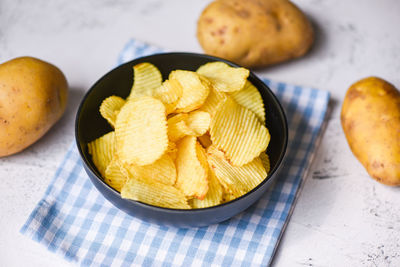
[88,61,271,209]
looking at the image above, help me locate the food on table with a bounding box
[0,56,68,157]
[115,96,168,166]
[127,62,162,99]
[88,61,272,208]
[99,96,125,128]
[197,0,314,68]
[169,70,211,113]
[210,97,270,166]
[341,77,400,186]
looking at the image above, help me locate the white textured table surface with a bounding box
[1,0,400,266]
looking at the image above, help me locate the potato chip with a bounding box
[259,152,271,174]
[222,190,237,203]
[167,141,178,161]
[190,167,223,208]
[175,136,208,199]
[99,96,126,128]
[198,133,212,149]
[167,113,194,142]
[104,157,128,192]
[121,177,190,209]
[197,61,249,92]
[210,97,270,166]
[153,79,183,114]
[185,110,211,136]
[124,153,176,186]
[196,140,210,179]
[231,80,265,123]
[115,96,168,166]
[169,70,210,112]
[88,131,115,177]
[167,141,177,153]
[198,85,227,117]
[207,145,267,197]
[127,62,162,99]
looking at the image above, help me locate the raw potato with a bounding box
[197,0,314,68]
[341,77,400,186]
[0,57,68,157]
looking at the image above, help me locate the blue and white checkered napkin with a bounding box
[21,39,330,266]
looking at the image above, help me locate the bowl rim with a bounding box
[75,52,288,213]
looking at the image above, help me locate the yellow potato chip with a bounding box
[104,157,128,192]
[167,113,194,142]
[196,140,210,180]
[198,85,227,118]
[167,141,177,153]
[259,152,271,174]
[169,70,210,112]
[197,61,249,92]
[128,62,162,99]
[124,153,176,186]
[207,145,267,197]
[153,79,183,114]
[115,96,168,166]
[231,80,265,123]
[210,97,270,166]
[198,133,212,149]
[99,96,126,128]
[166,141,178,161]
[88,131,115,177]
[167,111,210,142]
[190,167,223,208]
[175,136,208,199]
[222,190,237,203]
[121,177,190,209]
[185,110,211,136]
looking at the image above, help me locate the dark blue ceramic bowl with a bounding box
[75,53,288,228]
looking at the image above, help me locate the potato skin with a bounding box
[0,57,68,157]
[197,0,314,68]
[341,77,400,186]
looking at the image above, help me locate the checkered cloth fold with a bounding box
[21,39,330,266]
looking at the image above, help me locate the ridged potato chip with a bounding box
[121,177,190,209]
[231,80,265,123]
[167,141,178,161]
[222,190,237,203]
[198,85,227,117]
[210,97,270,166]
[128,62,162,99]
[124,153,176,186]
[169,70,210,112]
[88,131,115,177]
[115,96,168,166]
[167,113,194,142]
[167,141,177,153]
[198,133,212,149]
[197,61,249,92]
[259,152,271,174]
[185,110,211,136]
[104,157,128,192]
[190,167,223,208]
[167,111,210,142]
[175,136,208,199]
[196,140,210,179]
[153,79,183,114]
[99,96,126,128]
[207,145,267,197]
